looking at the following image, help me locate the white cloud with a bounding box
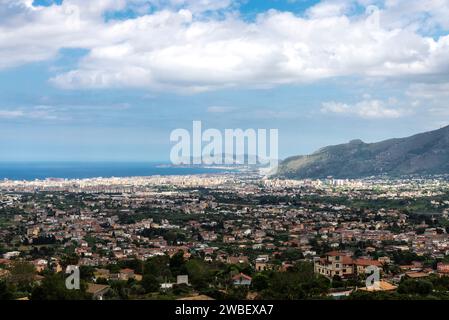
[0,110,25,118]
[305,0,351,18]
[0,0,449,93]
[207,106,235,113]
[407,82,449,98]
[0,106,60,120]
[321,99,407,118]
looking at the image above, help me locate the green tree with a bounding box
[251,273,269,291]
[170,251,187,276]
[0,280,14,300]
[144,255,171,279]
[31,274,89,300]
[141,274,160,293]
[185,259,213,291]
[9,261,36,292]
[260,262,329,300]
[398,279,434,296]
[226,286,248,300]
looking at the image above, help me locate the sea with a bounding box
[0,162,229,181]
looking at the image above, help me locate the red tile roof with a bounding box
[232,273,252,281]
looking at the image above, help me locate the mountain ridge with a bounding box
[277,125,449,179]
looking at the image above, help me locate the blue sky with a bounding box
[1,0,449,161]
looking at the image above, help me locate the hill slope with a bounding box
[277,125,449,179]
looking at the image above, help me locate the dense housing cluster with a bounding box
[1,173,449,300]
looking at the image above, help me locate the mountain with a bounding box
[277,125,449,179]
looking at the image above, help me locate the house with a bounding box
[119,268,135,281]
[87,283,110,300]
[280,262,294,272]
[437,262,449,275]
[353,258,382,274]
[3,251,20,260]
[0,259,12,267]
[255,261,275,271]
[314,251,354,278]
[33,259,48,272]
[94,268,110,280]
[314,251,383,279]
[226,256,249,265]
[232,273,252,286]
[405,271,430,279]
[160,275,189,290]
[177,275,189,285]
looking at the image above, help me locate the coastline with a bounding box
[0,161,232,181]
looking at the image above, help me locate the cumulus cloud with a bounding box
[321,99,407,119]
[0,0,449,92]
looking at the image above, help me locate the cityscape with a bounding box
[2,170,449,300]
[1,0,449,314]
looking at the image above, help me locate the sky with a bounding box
[0,0,449,162]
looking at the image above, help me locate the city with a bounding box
[2,172,449,300]
[1,0,449,315]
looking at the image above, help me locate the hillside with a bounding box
[277,125,449,179]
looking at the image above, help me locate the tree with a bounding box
[80,266,95,281]
[170,251,186,276]
[278,249,304,262]
[0,280,13,300]
[31,274,89,300]
[261,272,305,300]
[398,279,434,296]
[141,274,160,293]
[226,286,248,300]
[431,275,449,292]
[259,262,329,300]
[331,275,344,289]
[96,277,109,285]
[251,273,269,291]
[9,261,35,292]
[107,280,130,300]
[172,283,191,296]
[185,259,213,291]
[144,255,171,279]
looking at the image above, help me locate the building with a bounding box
[94,268,110,280]
[177,275,189,285]
[314,251,354,278]
[119,268,135,281]
[255,261,276,271]
[87,283,110,300]
[314,251,382,279]
[232,273,252,286]
[226,256,249,265]
[353,258,382,274]
[437,262,449,275]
